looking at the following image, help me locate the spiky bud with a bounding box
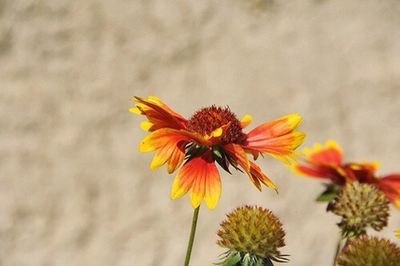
[216,205,288,266]
[327,182,389,238]
[336,236,400,266]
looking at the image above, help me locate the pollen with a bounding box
[187,106,246,144]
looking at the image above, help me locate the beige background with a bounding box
[1,0,400,265]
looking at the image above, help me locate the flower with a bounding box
[216,205,288,265]
[292,140,400,207]
[336,236,400,266]
[395,228,400,239]
[327,182,389,238]
[131,96,305,209]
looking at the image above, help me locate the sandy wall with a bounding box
[1,0,400,265]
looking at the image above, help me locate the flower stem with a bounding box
[333,238,341,266]
[184,206,200,266]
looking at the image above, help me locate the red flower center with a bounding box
[187,106,246,144]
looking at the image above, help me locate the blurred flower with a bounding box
[327,182,389,238]
[216,205,288,266]
[131,96,305,209]
[395,228,400,239]
[336,236,400,266]
[292,140,400,207]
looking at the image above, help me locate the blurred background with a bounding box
[1,0,400,265]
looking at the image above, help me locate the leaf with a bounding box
[316,184,339,202]
[212,146,232,174]
[263,257,274,266]
[316,190,337,202]
[223,252,241,266]
[185,144,207,160]
[215,251,241,266]
[242,254,251,266]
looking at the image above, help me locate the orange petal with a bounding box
[395,199,400,209]
[171,166,197,200]
[167,142,186,174]
[246,132,305,163]
[224,143,251,172]
[224,144,277,192]
[204,123,231,145]
[249,162,278,192]
[131,96,187,131]
[140,121,154,131]
[171,150,221,209]
[344,162,378,183]
[292,164,334,179]
[246,113,302,141]
[303,140,343,166]
[240,114,252,128]
[377,174,400,207]
[291,161,349,185]
[204,170,221,209]
[139,128,203,152]
[378,174,400,189]
[395,228,400,239]
[244,114,305,163]
[140,129,194,172]
[224,144,277,191]
[150,144,176,170]
[189,170,206,208]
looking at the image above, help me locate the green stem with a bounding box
[184,207,200,266]
[333,238,341,266]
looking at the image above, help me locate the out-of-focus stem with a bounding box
[333,237,341,266]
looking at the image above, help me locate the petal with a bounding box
[376,174,400,207]
[150,143,176,170]
[189,170,206,208]
[140,129,193,172]
[204,166,221,209]
[303,139,343,166]
[395,228,400,239]
[170,150,221,209]
[244,114,305,163]
[246,113,303,141]
[240,114,252,128]
[224,144,277,192]
[132,96,187,131]
[223,143,251,172]
[171,166,197,200]
[204,123,231,144]
[291,162,349,185]
[246,132,306,163]
[139,128,202,152]
[167,142,186,174]
[395,199,400,209]
[249,162,277,192]
[210,127,223,138]
[345,162,378,183]
[292,164,333,178]
[129,107,141,114]
[140,121,154,131]
[379,174,400,190]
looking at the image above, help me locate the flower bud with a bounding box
[217,205,287,266]
[327,182,389,238]
[336,236,400,266]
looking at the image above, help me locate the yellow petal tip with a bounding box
[140,121,153,131]
[240,114,253,128]
[211,127,223,137]
[129,107,141,114]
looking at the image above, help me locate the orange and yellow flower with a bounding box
[292,140,400,208]
[131,96,305,209]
